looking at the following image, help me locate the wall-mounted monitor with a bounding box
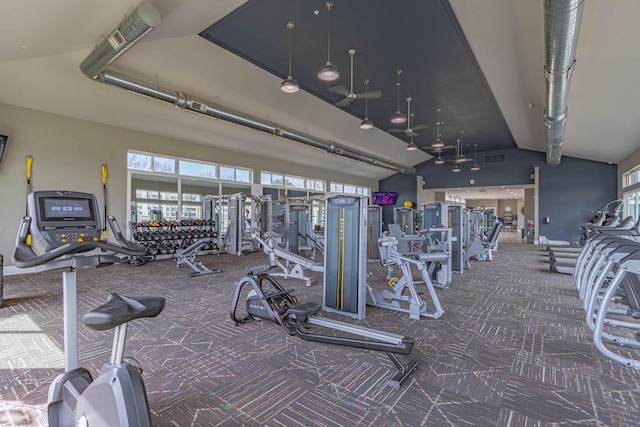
[372,191,398,205]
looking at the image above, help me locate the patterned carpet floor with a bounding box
[1,241,639,426]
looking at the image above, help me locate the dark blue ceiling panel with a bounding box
[201,0,517,156]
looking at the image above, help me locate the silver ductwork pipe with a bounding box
[543,0,584,166]
[80,2,161,78]
[99,71,415,174]
[80,2,415,175]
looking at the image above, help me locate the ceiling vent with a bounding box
[484,154,505,163]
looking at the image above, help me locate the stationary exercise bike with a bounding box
[12,190,165,427]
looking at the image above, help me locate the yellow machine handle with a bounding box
[26,155,33,180]
[101,164,108,185]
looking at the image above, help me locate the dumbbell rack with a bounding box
[129,219,219,259]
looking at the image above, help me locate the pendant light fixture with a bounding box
[434,152,445,165]
[456,132,465,162]
[359,79,374,129]
[432,112,445,148]
[280,20,300,94]
[452,139,461,172]
[317,1,339,82]
[406,113,417,150]
[390,69,407,124]
[431,122,444,148]
[470,143,480,171]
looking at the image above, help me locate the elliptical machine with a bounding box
[12,190,165,427]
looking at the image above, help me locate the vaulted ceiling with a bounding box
[0,0,639,181]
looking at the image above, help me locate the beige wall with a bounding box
[0,102,377,265]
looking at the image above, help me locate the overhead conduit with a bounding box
[80,2,415,175]
[543,0,584,166]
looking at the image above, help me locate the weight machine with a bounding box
[324,194,368,320]
[284,202,313,256]
[225,193,271,256]
[393,207,415,234]
[253,231,324,287]
[367,234,445,320]
[367,205,382,261]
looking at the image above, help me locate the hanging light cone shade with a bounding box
[452,164,461,172]
[390,110,407,124]
[360,79,373,129]
[432,116,444,147]
[280,76,300,93]
[360,118,374,129]
[317,62,339,81]
[470,143,480,170]
[390,69,407,124]
[406,141,418,151]
[317,2,339,82]
[281,21,299,93]
[431,138,445,148]
[434,155,445,165]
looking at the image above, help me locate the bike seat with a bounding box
[287,302,321,321]
[84,293,165,331]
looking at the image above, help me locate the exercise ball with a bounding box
[403,200,413,208]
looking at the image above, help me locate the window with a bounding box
[306,179,326,191]
[136,189,160,199]
[182,193,202,202]
[623,166,640,188]
[128,153,152,171]
[153,156,175,174]
[128,151,253,184]
[285,176,305,189]
[160,192,178,201]
[219,165,252,182]
[236,168,251,183]
[330,181,370,197]
[261,171,325,192]
[624,190,640,221]
[179,160,216,179]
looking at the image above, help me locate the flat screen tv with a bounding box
[0,135,6,165]
[373,191,398,205]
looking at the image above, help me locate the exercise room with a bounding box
[1,1,640,426]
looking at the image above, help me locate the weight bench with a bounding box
[176,240,221,277]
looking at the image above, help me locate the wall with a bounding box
[538,156,617,243]
[378,173,417,226]
[0,102,377,265]
[386,147,617,243]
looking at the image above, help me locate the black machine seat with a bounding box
[84,293,165,331]
[287,302,321,321]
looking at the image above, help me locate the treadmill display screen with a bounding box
[40,197,95,221]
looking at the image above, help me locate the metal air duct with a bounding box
[543,0,584,166]
[80,2,415,175]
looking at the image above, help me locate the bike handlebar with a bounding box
[12,216,146,268]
